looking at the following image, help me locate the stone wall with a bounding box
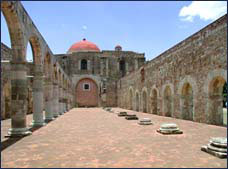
[117,14,227,125]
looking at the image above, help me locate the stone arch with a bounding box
[180,83,194,120]
[75,78,99,107]
[1,2,25,61]
[44,52,51,80]
[135,90,140,112]
[162,84,174,117]
[27,36,42,65]
[204,69,227,125]
[142,87,148,113]
[150,85,159,115]
[178,76,198,121]
[129,86,133,110]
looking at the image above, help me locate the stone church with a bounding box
[55,38,145,107]
[1,1,227,137]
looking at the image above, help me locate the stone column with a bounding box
[59,86,64,115]
[31,66,45,127]
[64,88,67,113]
[44,80,54,122]
[63,88,66,113]
[1,82,5,119]
[8,62,31,137]
[52,83,59,117]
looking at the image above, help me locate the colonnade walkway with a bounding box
[1,108,227,168]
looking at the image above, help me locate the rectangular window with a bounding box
[83,83,90,91]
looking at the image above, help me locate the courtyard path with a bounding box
[1,108,227,168]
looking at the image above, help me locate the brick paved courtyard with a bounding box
[1,108,227,168]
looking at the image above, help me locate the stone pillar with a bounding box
[52,83,59,117]
[59,86,64,115]
[62,88,65,113]
[31,66,45,127]
[63,88,66,113]
[8,63,31,137]
[1,83,5,119]
[44,80,54,122]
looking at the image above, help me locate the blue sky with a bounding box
[1,1,227,61]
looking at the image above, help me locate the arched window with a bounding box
[119,60,125,77]
[81,59,87,70]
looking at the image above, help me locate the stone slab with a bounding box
[201,145,227,159]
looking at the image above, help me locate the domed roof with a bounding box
[67,38,100,54]
[115,44,122,51]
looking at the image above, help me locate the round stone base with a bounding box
[44,117,55,123]
[209,137,227,148]
[207,144,227,153]
[138,121,152,125]
[157,129,183,134]
[30,121,46,127]
[6,128,32,138]
[201,145,227,158]
[53,114,59,118]
[118,112,128,116]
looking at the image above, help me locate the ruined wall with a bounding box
[117,14,227,125]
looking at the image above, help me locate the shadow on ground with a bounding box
[1,121,53,151]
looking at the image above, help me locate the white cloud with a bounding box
[179,1,227,22]
[82,25,87,30]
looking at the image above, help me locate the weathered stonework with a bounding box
[117,14,227,126]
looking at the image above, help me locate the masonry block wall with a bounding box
[117,14,227,125]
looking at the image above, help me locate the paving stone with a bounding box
[1,108,227,168]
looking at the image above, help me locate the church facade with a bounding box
[55,38,145,107]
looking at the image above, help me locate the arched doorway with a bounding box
[136,92,140,111]
[181,83,193,120]
[208,76,226,125]
[142,90,147,113]
[164,86,172,117]
[76,78,98,107]
[151,89,158,114]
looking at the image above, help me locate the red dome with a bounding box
[67,38,100,53]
